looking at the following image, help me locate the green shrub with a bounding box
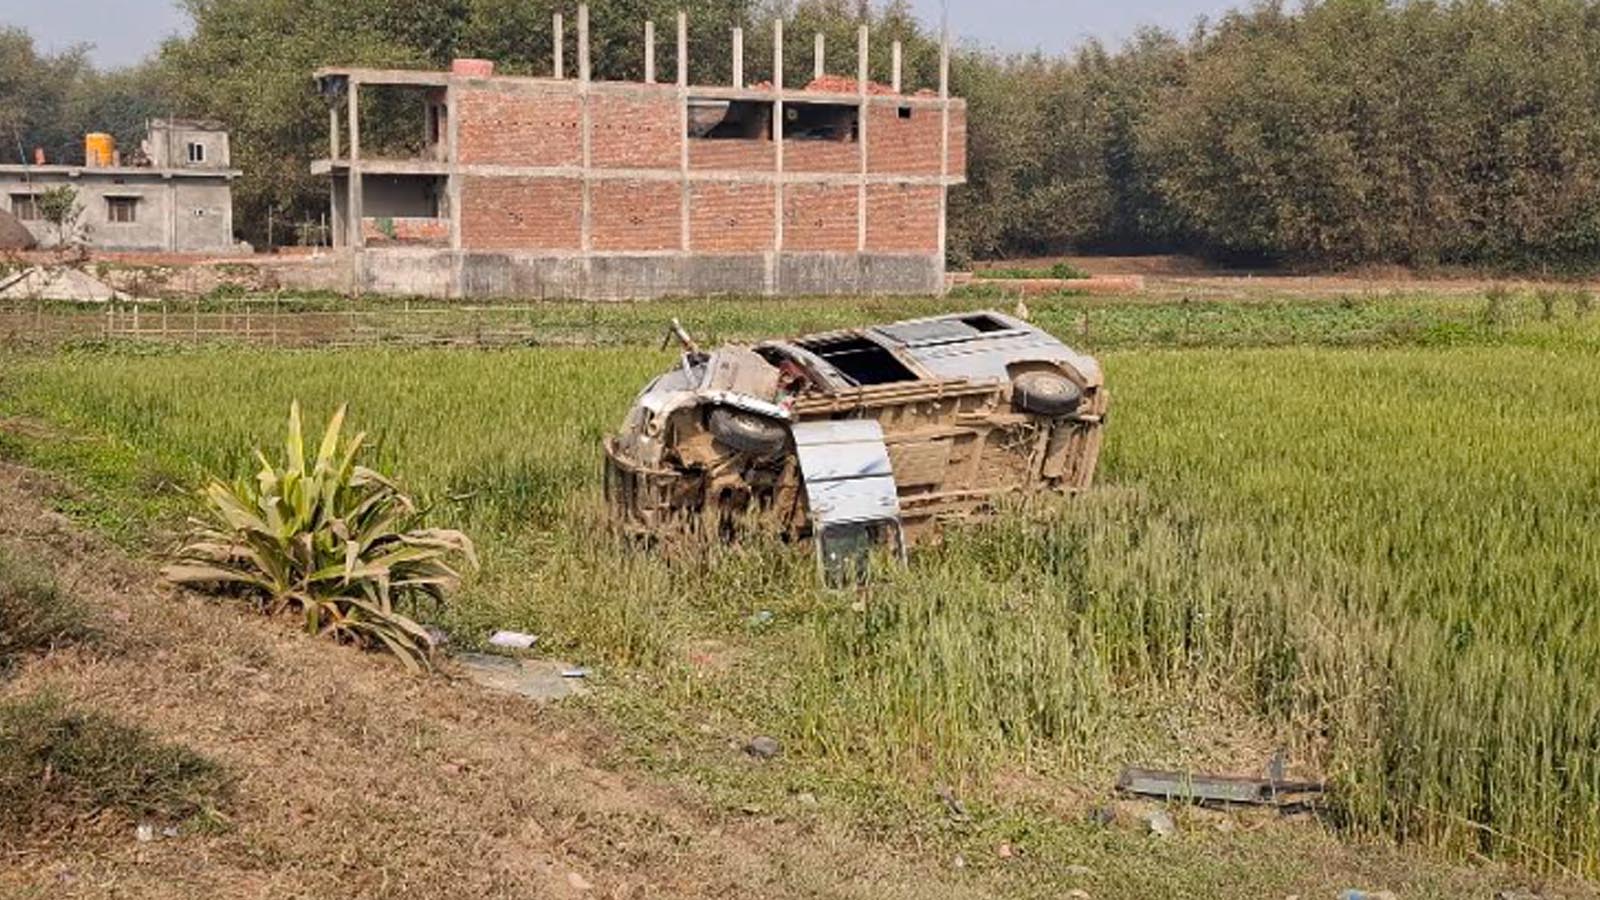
[0,693,227,831]
[0,547,91,672]
[163,402,476,671]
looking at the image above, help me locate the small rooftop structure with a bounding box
[311,5,967,299]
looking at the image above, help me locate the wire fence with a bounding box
[0,297,645,349]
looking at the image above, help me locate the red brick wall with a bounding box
[785,139,859,173]
[456,86,581,167]
[948,103,967,177]
[783,184,858,251]
[591,180,681,251]
[689,139,775,171]
[865,103,942,175]
[591,91,680,170]
[690,183,773,252]
[460,176,581,250]
[866,184,940,252]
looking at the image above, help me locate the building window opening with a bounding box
[784,102,859,141]
[187,141,206,164]
[687,99,772,140]
[897,105,912,120]
[107,196,139,223]
[10,194,41,221]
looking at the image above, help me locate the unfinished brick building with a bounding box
[312,8,966,299]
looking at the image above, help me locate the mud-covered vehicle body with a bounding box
[603,311,1106,568]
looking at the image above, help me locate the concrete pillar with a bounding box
[892,41,902,93]
[814,33,825,81]
[346,79,362,251]
[554,12,564,79]
[857,25,868,87]
[938,19,951,290]
[328,105,340,160]
[732,27,743,88]
[677,11,688,87]
[774,18,785,270]
[677,10,689,251]
[645,20,656,83]
[856,25,868,254]
[578,4,590,83]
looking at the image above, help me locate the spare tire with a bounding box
[708,406,788,455]
[1012,372,1083,417]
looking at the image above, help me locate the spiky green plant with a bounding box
[163,401,475,671]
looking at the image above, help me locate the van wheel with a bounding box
[708,407,788,455]
[1012,372,1083,416]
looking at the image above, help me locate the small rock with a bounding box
[744,735,781,759]
[795,792,818,807]
[135,823,154,843]
[1495,892,1543,900]
[1337,891,1397,900]
[1065,891,1091,900]
[160,825,180,839]
[1144,809,1177,837]
[1063,864,1095,878]
[747,610,774,628]
[952,853,966,869]
[1086,805,1116,827]
[996,842,1014,859]
[566,871,593,891]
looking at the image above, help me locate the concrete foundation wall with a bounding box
[355,247,939,300]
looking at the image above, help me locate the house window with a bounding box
[107,196,139,223]
[897,106,912,120]
[783,102,858,141]
[187,142,206,164]
[10,194,40,221]
[687,99,773,140]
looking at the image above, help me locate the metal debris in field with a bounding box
[1116,766,1325,807]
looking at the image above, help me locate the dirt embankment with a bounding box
[0,461,980,900]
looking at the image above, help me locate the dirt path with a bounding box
[0,461,978,899]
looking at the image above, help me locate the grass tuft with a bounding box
[0,693,229,832]
[0,546,93,672]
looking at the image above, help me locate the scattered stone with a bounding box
[1337,891,1397,900]
[747,610,774,628]
[454,652,586,701]
[1065,891,1091,900]
[134,823,154,843]
[1495,892,1543,900]
[744,735,781,759]
[795,792,818,807]
[1143,809,1177,837]
[952,853,966,869]
[160,825,180,839]
[1063,864,1095,878]
[1086,805,1116,827]
[996,842,1014,859]
[566,871,593,891]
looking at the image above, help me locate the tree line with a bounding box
[6,0,1600,270]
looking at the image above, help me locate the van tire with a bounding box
[708,407,788,455]
[1012,372,1083,416]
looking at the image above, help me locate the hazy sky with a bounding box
[6,0,1227,69]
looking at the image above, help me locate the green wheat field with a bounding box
[2,290,1598,879]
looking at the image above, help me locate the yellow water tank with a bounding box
[84,132,115,167]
